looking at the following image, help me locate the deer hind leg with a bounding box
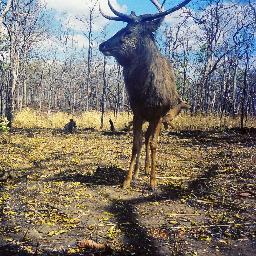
[123,116,143,189]
[149,118,162,189]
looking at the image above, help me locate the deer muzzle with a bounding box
[99,42,113,56]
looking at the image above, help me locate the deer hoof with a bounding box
[144,167,150,175]
[123,179,131,189]
[150,179,157,190]
[133,172,139,180]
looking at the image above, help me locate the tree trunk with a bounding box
[240,49,249,129]
[100,56,107,129]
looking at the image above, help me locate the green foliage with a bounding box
[0,117,9,133]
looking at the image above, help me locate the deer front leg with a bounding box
[149,118,162,190]
[133,134,143,179]
[144,124,152,175]
[123,116,143,189]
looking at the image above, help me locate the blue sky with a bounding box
[37,0,254,60]
[101,0,248,16]
[39,0,196,48]
[117,0,193,14]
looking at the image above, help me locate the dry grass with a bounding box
[173,113,256,130]
[13,108,133,130]
[13,108,256,131]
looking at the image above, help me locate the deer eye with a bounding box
[120,30,132,44]
[120,38,125,44]
[124,30,132,37]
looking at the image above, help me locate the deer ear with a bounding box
[144,18,163,32]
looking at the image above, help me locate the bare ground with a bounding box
[0,127,255,255]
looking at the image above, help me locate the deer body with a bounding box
[123,49,180,122]
[99,0,192,189]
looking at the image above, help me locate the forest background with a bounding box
[0,0,256,128]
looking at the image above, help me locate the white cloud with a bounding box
[36,36,65,53]
[40,0,127,32]
[40,0,92,15]
[63,16,84,32]
[99,0,127,16]
[37,33,91,50]
[70,34,89,48]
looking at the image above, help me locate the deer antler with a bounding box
[107,0,132,22]
[150,0,164,12]
[141,0,192,21]
[99,0,134,22]
[100,0,192,23]
[99,4,124,21]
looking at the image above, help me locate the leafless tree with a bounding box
[0,0,11,33]
[3,0,46,126]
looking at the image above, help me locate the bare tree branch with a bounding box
[0,0,12,33]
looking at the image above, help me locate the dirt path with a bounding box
[0,128,255,255]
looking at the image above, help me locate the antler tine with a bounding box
[99,4,124,21]
[150,0,164,12]
[142,0,192,21]
[107,0,134,22]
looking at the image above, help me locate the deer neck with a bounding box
[123,36,160,70]
[142,38,160,62]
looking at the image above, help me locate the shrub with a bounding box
[0,117,10,133]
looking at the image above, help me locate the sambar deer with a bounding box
[99,0,192,189]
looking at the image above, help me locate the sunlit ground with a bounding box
[0,109,255,255]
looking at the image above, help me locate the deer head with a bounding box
[99,0,192,66]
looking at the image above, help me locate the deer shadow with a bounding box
[167,128,256,148]
[104,166,219,256]
[106,147,256,255]
[48,165,126,187]
[105,162,255,255]
[1,163,250,255]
